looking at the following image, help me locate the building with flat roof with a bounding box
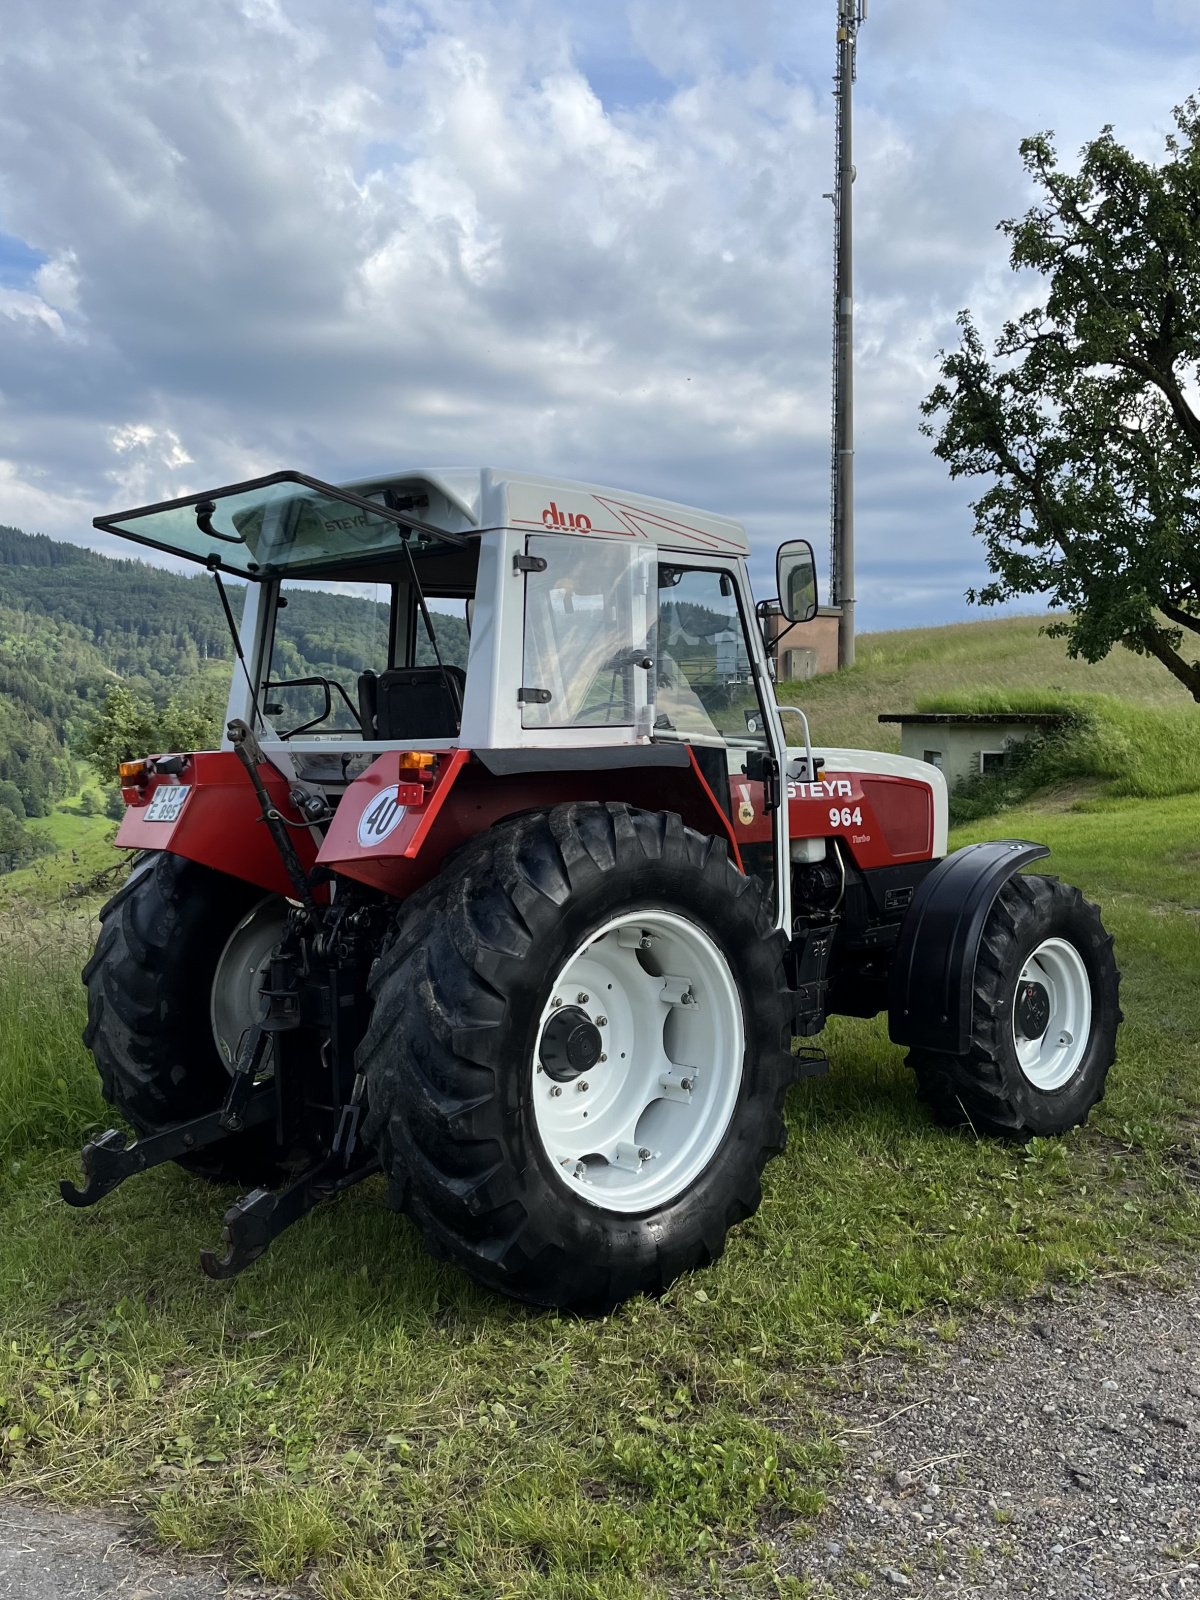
[878,711,1067,791]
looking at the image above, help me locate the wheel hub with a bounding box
[210,896,288,1077]
[1011,936,1092,1092]
[540,1006,603,1081]
[1015,979,1051,1040]
[530,909,745,1213]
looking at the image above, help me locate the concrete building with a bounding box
[761,602,842,679]
[877,711,1067,791]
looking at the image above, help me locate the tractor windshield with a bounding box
[93,470,469,581]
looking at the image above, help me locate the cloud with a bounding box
[0,0,1197,635]
[0,288,66,336]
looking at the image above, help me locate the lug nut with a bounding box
[550,1085,562,1097]
[577,1080,589,1093]
[550,996,562,1009]
[599,1053,607,1063]
[577,992,590,1004]
[596,1015,607,1026]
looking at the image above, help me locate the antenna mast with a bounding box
[830,0,866,669]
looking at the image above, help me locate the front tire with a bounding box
[358,803,797,1311]
[908,873,1120,1138]
[82,852,290,1185]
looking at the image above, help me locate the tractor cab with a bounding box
[97,466,810,927]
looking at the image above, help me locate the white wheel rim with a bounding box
[210,897,288,1077]
[531,909,745,1213]
[1012,936,1092,1091]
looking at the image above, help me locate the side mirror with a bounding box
[776,540,819,623]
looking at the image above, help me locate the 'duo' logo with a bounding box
[541,501,593,531]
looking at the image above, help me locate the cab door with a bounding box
[651,561,790,930]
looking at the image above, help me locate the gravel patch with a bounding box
[780,1272,1200,1597]
[0,1502,298,1600]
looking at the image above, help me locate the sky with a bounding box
[1,0,1199,630]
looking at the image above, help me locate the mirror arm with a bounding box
[765,611,805,658]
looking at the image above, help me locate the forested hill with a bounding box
[0,523,468,822]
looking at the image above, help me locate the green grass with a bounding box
[784,611,1197,755]
[1,800,122,906]
[2,795,1199,1598]
[27,809,114,853]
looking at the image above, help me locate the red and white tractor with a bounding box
[64,468,1121,1309]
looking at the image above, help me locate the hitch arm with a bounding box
[59,1091,275,1208]
[199,1152,378,1279]
[227,717,323,931]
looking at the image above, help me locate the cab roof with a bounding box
[92,466,749,580]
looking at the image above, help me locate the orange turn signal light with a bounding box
[397,750,438,783]
[118,759,148,783]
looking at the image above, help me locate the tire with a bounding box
[358,802,796,1312]
[908,873,1121,1139]
[82,851,291,1185]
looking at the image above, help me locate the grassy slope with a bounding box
[3,808,121,906]
[782,611,1197,756]
[2,615,1199,1598]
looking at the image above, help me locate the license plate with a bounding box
[144,785,190,823]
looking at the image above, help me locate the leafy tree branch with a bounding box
[923,98,1200,701]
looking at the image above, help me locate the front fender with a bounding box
[887,839,1051,1056]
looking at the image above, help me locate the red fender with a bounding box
[318,747,743,896]
[115,751,321,899]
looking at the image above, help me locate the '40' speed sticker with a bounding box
[357,785,407,847]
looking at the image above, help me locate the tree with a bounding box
[80,682,224,783]
[922,98,1200,700]
[0,806,52,874]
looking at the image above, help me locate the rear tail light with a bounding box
[118,759,149,806]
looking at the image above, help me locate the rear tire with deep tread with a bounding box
[358,802,796,1312]
[82,852,289,1185]
[908,872,1120,1139]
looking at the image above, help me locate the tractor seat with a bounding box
[358,666,466,741]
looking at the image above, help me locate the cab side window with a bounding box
[654,566,767,767]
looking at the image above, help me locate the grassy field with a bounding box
[3,796,121,906]
[1,790,1198,1599]
[2,829,119,906]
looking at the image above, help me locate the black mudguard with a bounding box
[887,839,1050,1055]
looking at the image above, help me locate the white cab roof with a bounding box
[353,468,750,557]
